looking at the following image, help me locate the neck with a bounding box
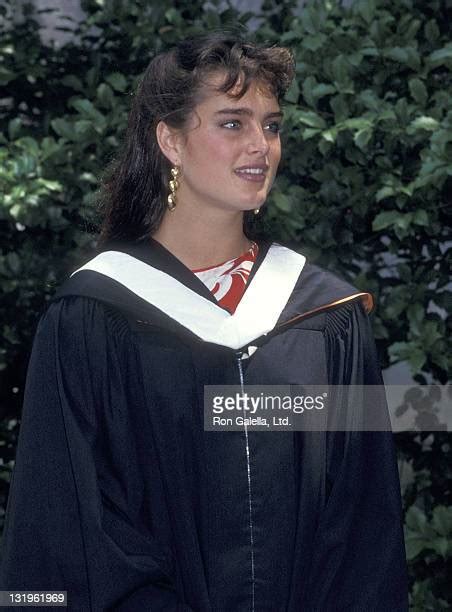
[152,204,252,270]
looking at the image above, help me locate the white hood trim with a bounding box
[71,244,306,350]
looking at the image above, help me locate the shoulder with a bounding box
[303,261,374,314]
[324,297,370,340]
[37,293,132,353]
[271,242,374,320]
[50,250,151,329]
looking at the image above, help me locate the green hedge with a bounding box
[0,0,451,608]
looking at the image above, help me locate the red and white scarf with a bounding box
[192,242,259,314]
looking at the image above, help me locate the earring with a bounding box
[167,166,180,211]
[254,208,260,215]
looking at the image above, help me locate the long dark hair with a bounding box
[98,31,295,245]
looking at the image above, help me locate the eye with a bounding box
[264,122,282,134]
[221,120,241,129]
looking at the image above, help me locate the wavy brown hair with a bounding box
[98,31,295,245]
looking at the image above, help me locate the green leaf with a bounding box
[37,179,61,192]
[408,347,427,372]
[71,98,97,117]
[61,74,84,92]
[97,83,115,108]
[413,209,429,226]
[356,0,376,24]
[377,109,397,123]
[8,118,21,140]
[284,79,300,104]
[9,204,22,220]
[383,46,420,70]
[361,46,379,57]
[84,64,99,91]
[407,303,424,336]
[406,506,428,532]
[372,210,399,230]
[302,128,320,141]
[6,252,20,274]
[321,128,337,143]
[297,110,326,129]
[340,118,372,131]
[303,34,326,52]
[318,139,332,155]
[331,55,349,84]
[357,89,380,112]
[105,72,127,93]
[74,119,94,138]
[429,45,452,65]
[409,78,428,106]
[405,534,428,560]
[273,192,292,212]
[311,83,336,99]
[204,9,221,28]
[165,7,183,26]
[430,537,450,558]
[404,18,421,41]
[407,116,439,133]
[300,6,320,34]
[354,128,372,151]
[383,47,409,64]
[40,137,61,161]
[432,507,452,537]
[329,95,349,122]
[0,66,15,86]
[70,99,106,132]
[19,137,40,157]
[375,186,395,202]
[51,118,74,140]
[280,31,301,44]
[302,76,317,108]
[421,321,443,349]
[425,19,440,43]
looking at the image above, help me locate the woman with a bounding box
[0,33,408,611]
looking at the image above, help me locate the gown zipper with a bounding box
[235,351,255,612]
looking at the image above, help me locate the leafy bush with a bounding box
[0,0,450,608]
[404,504,452,609]
[258,0,451,383]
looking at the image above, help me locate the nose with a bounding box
[247,123,270,156]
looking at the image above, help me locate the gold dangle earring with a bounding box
[167,166,180,211]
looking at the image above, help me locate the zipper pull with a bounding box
[236,346,258,360]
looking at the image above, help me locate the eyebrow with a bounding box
[214,108,284,119]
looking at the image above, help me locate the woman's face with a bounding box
[170,73,283,214]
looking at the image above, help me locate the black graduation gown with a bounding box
[0,239,409,612]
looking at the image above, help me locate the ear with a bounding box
[156,121,183,166]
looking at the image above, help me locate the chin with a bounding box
[242,192,267,208]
